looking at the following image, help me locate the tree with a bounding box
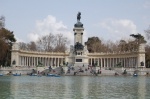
[54,34,69,52]
[85,37,119,53]
[27,41,37,51]
[85,37,102,52]
[0,16,5,29]
[145,45,150,68]
[145,26,150,41]
[37,33,55,51]
[130,33,146,44]
[0,28,16,66]
[145,26,150,67]
[19,42,28,50]
[36,33,69,52]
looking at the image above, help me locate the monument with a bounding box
[66,12,89,67]
[10,12,146,75]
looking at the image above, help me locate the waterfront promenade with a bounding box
[0,65,150,76]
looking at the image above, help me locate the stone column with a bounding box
[27,57,29,66]
[104,58,106,68]
[106,58,108,68]
[52,58,53,66]
[91,58,92,66]
[58,57,60,66]
[22,56,23,66]
[19,56,21,66]
[98,58,100,66]
[37,57,38,66]
[55,58,56,67]
[61,58,63,65]
[129,57,131,67]
[101,58,102,68]
[138,43,146,67]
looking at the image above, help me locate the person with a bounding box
[77,12,81,21]
[100,69,101,74]
[97,69,100,74]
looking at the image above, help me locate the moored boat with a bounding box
[47,74,60,77]
[133,73,138,77]
[30,73,37,76]
[13,73,21,76]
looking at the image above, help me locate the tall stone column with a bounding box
[101,58,102,68]
[104,58,106,68]
[138,43,146,68]
[97,58,100,66]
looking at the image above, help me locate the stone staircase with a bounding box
[65,65,97,76]
[41,66,64,75]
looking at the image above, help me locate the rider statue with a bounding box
[77,12,81,22]
[74,12,83,27]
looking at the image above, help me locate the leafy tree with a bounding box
[0,16,5,28]
[145,45,150,68]
[130,33,146,44]
[85,37,119,53]
[0,28,16,66]
[85,37,102,52]
[145,26,150,68]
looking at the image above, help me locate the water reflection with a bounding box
[0,76,150,99]
[138,76,146,99]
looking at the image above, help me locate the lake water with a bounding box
[0,76,150,99]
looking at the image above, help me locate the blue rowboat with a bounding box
[13,73,21,76]
[47,74,60,77]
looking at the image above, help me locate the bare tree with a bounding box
[27,41,37,51]
[54,34,69,52]
[36,33,55,51]
[106,40,119,52]
[36,33,69,52]
[19,42,28,50]
[145,26,150,44]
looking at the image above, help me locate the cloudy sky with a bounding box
[0,0,150,44]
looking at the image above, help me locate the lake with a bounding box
[0,76,150,99]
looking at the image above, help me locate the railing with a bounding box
[0,66,36,70]
[88,51,138,56]
[19,50,69,55]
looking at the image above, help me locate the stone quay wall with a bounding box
[0,67,35,75]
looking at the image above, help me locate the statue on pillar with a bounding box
[77,12,81,22]
[74,12,83,28]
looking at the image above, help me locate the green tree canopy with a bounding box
[0,28,16,66]
[85,37,102,52]
[130,33,146,44]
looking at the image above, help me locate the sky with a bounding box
[0,0,150,44]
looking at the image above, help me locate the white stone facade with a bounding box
[11,43,145,68]
[11,21,146,68]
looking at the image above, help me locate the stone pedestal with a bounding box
[67,20,89,68]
